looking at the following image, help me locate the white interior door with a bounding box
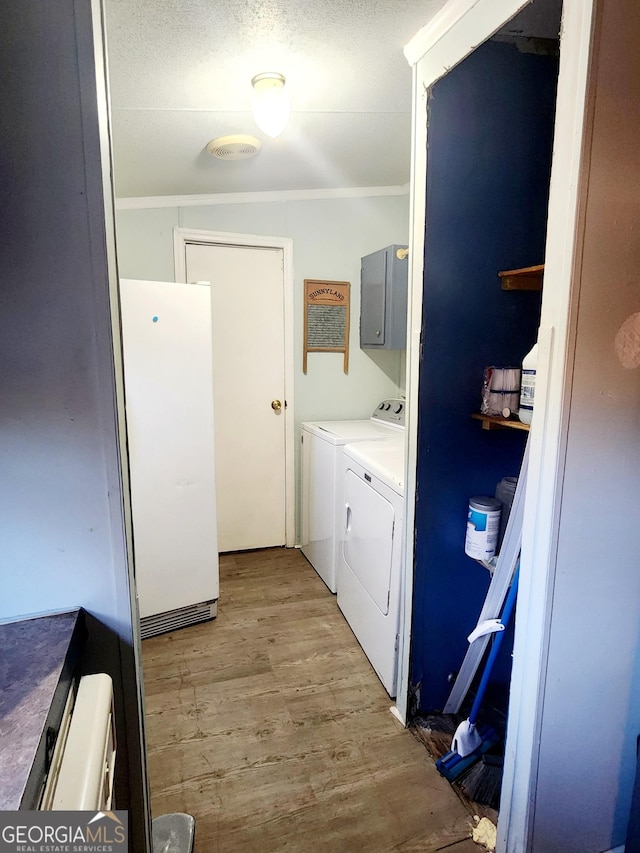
[185,242,286,552]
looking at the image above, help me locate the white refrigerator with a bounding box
[119,279,219,639]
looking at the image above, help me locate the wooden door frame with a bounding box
[402,0,596,849]
[173,227,295,549]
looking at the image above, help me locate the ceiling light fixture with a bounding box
[251,72,290,139]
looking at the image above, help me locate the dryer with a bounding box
[300,400,404,592]
[338,435,406,697]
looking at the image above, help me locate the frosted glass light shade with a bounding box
[251,72,290,138]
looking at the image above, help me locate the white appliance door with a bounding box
[185,242,286,552]
[343,470,395,615]
[119,279,219,618]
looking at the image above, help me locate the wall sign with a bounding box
[303,279,350,374]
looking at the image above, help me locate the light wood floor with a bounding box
[142,547,482,852]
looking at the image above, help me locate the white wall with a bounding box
[115,193,410,538]
[115,194,409,417]
[531,2,640,849]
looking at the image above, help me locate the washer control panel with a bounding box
[371,398,405,427]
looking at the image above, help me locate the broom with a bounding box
[459,752,504,808]
[436,563,520,782]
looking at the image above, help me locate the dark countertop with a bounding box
[0,610,84,810]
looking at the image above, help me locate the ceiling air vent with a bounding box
[206,135,262,160]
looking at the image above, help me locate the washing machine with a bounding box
[338,434,406,697]
[300,399,405,593]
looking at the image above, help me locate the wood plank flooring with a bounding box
[142,547,483,852]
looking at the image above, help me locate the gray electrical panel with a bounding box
[360,245,408,349]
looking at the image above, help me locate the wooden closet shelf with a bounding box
[472,413,530,432]
[498,264,544,291]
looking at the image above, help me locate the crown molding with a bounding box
[115,184,410,210]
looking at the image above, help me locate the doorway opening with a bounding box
[407,0,563,822]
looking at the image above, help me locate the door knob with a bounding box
[271,399,282,412]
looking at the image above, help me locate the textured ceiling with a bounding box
[104,0,562,199]
[104,0,449,198]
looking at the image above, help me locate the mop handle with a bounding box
[468,562,520,727]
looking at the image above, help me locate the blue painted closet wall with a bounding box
[411,40,559,712]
